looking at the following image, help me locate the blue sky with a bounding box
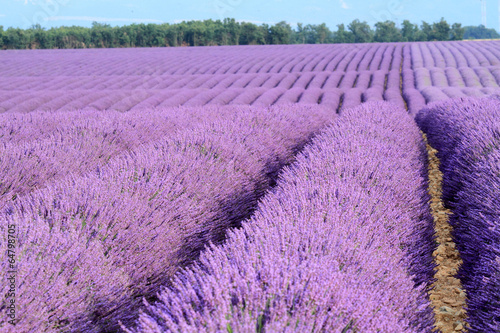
[0,0,493,31]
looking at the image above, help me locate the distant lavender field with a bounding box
[2,41,500,116]
[1,41,500,332]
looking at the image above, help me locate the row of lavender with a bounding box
[416,97,500,332]
[412,67,500,89]
[0,111,173,205]
[0,104,336,332]
[0,87,408,114]
[2,42,499,79]
[0,44,400,113]
[410,42,500,70]
[1,70,403,92]
[0,43,400,91]
[123,102,437,333]
[1,85,497,115]
[0,107,263,208]
[3,42,500,115]
[401,43,500,112]
[1,43,398,77]
[4,64,500,93]
[0,43,402,114]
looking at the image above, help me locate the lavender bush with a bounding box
[125,101,436,333]
[0,109,196,208]
[0,104,334,332]
[416,96,500,332]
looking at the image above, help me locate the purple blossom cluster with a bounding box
[0,110,174,207]
[416,97,500,332]
[0,104,335,332]
[125,101,436,333]
[0,107,267,209]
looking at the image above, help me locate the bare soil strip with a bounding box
[424,134,468,332]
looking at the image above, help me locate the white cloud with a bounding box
[340,0,349,9]
[46,16,163,23]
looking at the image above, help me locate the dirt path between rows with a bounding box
[424,135,468,332]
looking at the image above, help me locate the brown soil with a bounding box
[424,134,468,332]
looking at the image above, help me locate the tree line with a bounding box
[0,17,469,50]
[463,25,500,40]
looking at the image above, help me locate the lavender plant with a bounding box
[416,96,500,332]
[0,104,334,332]
[125,101,436,333]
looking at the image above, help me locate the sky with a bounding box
[0,0,496,31]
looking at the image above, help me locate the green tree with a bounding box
[432,18,451,41]
[202,20,217,46]
[462,25,500,39]
[51,28,65,48]
[182,21,204,46]
[210,20,227,45]
[269,21,292,44]
[30,24,46,48]
[401,20,418,41]
[420,21,433,41]
[169,24,184,46]
[450,23,465,40]
[0,17,474,49]
[293,23,322,44]
[314,23,332,43]
[333,23,354,43]
[4,27,30,49]
[223,18,240,45]
[295,23,307,43]
[374,20,402,42]
[239,22,263,45]
[260,23,272,44]
[348,19,373,43]
[68,26,92,48]
[90,22,114,47]
[118,30,131,47]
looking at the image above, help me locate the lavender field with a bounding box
[2,41,500,115]
[0,41,499,332]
